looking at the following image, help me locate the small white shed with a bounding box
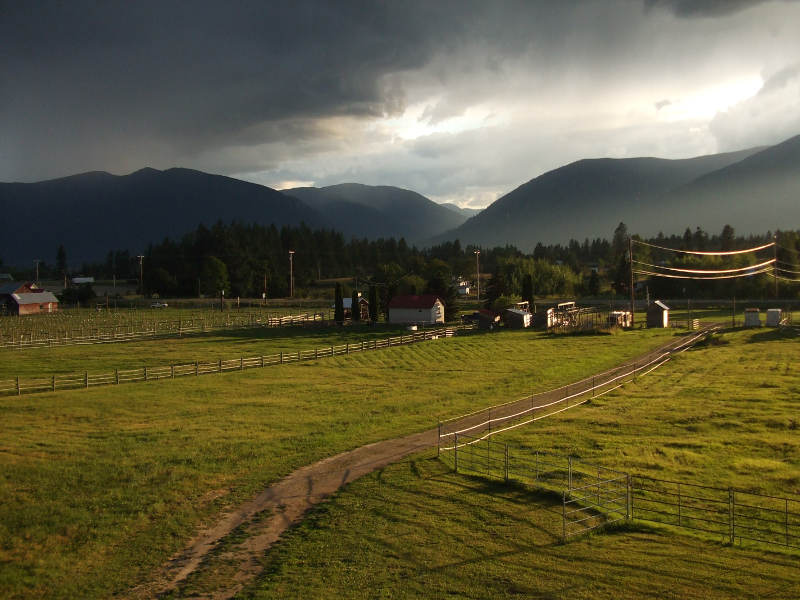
[766,308,782,327]
[744,308,761,327]
[387,294,445,325]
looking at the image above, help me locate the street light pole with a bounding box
[137,255,144,296]
[474,249,481,304]
[288,250,295,298]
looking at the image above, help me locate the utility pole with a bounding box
[474,249,481,304]
[288,250,295,298]
[33,259,41,285]
[628,237,635,327]
[773,234,778,299]
[137,255,144,297]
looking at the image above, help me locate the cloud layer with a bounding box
[2,0,799,206]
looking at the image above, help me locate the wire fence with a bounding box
[437,328,715,448]
[439,434,630,540]
[0,326,465,397]
[440,435,800,549]
[0,311,330,349]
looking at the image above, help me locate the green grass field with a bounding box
[235,326,800,599]
[0,323,414,379]
[0,327,676,598]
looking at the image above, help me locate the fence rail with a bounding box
[439,435,800,550]
[0,311,330,350]
[437,328,715,448]
[0,327,463,397]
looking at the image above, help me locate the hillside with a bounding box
[662,134,800,233]
[430,146,767,250]
[284,183,467,243]
[439,203,482,218]
[0,168,322,266]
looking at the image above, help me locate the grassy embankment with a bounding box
[0,327,675,598]
[241,327,800,599]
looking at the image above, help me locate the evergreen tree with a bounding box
[588,270,600,296]
[56,245,67,280]
[334,282,344,324]
[521,273,534,305]
[369,285,378,323]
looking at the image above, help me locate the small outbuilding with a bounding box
[647,300,670,328]
[505,308,531,329]
[340,296,370,320]
[744,308,761,327]
[766,308,782,327]
[387,294,445,325]
[609,311,633,328]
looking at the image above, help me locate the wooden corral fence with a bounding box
[0,326,464,397]
[440,435,800,549]
[0,311,329,349]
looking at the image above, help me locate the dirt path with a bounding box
[134,329,711,599]
[132,429,437,599]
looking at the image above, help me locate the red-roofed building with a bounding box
[0,282,59,315]
[387,294,445,325]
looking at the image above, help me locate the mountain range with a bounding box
[433,135,800,250]
[1,133,799,266]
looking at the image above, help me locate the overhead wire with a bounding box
[632,266,773,280]
[632,239,774,256]
[632,258,775,275]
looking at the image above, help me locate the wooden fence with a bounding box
[0,327,462,397]
[0,311,329,350]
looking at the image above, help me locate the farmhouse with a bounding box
[387,294,445,325]
[0,282,59,315]
[646,300,670,328]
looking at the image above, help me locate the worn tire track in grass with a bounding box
[135,330,711,599]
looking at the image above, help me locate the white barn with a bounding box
[387,294,445,325]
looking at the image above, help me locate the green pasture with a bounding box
[240,327,799,599]
[244,457,799,600]
[0,323,412,379]
[0,327,675,598]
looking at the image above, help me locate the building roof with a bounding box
[0,281,35,295]
[505,308,530,317]
[651,300,670,310]
[387,294,444,309]
[12,291,59,305]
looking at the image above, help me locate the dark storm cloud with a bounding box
[644,0,778,18]
[2,0,800,192]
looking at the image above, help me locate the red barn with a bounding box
[0,282,59,315]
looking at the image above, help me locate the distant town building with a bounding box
[71,276,95,285]
[387,294,445,325]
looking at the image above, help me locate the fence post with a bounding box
[568,456,573,491]
[218,359,222,372]
[346,343,349,355]
[786,499,790,547]
[592,375,595,397]
[144,367,147,381]
[626,474,631,520]
[85,371,89,388]
[330,345,334,357]
[171,365,175,379]
[729,487,735,544]
[280,351,283,364]
[454,432,458,473]
[437,421,441,457]
[52,375,56,392]
[535,450,540,482]
[260,355,264,368]
[562,491,568,542]
[115,369,119,384]
[16,376,20,395]
[240,357,244,370]
[677,482,682,526]
[504,445,509,483]
[195,361,199,376]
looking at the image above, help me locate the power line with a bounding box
[632,239,774,256]
[632,258,775,275]
[633,265,773,280]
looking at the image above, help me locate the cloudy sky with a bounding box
[2,0,799,207]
